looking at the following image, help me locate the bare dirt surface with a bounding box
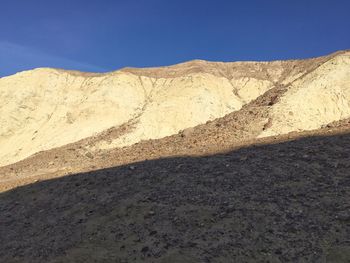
[1,133,350,262]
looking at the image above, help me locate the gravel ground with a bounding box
[1,133,350,262]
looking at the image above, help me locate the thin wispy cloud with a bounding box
[0,41,106,77]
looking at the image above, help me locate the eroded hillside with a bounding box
[0,50,350,188]
[0,61,282,166]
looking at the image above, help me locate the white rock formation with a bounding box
[0,65,273,166]
[1,51,349,167]
[259,52,350,137]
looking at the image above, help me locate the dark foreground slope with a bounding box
[1,134,350,262]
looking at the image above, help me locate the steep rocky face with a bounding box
[0,70,147,166]
[0,50,349,168]
[0,60,286,166]
[259,52,350,137]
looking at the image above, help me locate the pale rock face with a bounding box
[0,68,273,166]
[259,53,350,137]
[0,70,146,166]
[231,77,273,103]
[1,51,349,167]
[106,73,258,149]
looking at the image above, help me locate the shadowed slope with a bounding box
[1,133,350,262]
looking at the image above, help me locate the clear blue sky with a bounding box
[1,0,349,77]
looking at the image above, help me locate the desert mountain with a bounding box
[0,50,350,187]
[1,51,350,262]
